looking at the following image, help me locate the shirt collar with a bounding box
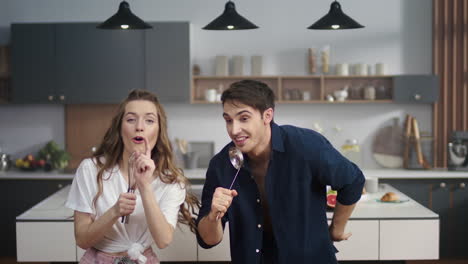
[270,122,285,153]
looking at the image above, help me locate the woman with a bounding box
[66,89,199,264]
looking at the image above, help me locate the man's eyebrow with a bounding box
[222,110,252,118]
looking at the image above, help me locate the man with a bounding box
[196,80,365,264]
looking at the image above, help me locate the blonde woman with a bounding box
[66,89,198,264]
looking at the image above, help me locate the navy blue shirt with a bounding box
[196,122,365,264]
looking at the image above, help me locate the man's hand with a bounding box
[329,223,352,242]
[208,187,238,221]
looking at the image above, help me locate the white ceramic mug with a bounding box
[204,89,217,102]
[365,177,379,193]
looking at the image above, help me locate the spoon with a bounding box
[216,147,244,220]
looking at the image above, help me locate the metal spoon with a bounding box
[216,147,244,220]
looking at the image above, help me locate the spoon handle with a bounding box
[216,167,241,221]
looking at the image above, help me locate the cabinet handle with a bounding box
[91,146,97,153]
[440,182,446,188]
[59,95,65,101]
[57,183,63,189]
[48,95,54,101]
[414,94,421,100]
[460,182,466,189]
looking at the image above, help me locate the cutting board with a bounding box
[372,118,404,168]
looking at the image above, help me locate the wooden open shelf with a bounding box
[191,75,394,104]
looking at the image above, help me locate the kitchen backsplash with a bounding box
[0,102,431,169]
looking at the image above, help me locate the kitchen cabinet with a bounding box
[197,226,231,261]
[0,178,71,257]
[329,220,379,260]
[393,75,439,103]
[16,222,76,262]
[380,178,468,259]
[152,224,198,261]
[191,75,438,104]
[145,22,190,103]
[11,24,57,103]
[11,22,190,104]
[55,23,146,104]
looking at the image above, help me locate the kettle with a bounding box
[0,153,11,171]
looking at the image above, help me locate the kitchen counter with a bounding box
[17,184,437,222]
[16,183,439,262]
[3,168,467,180]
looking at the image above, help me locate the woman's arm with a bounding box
[74,192,136,249]
[139,186,175,249]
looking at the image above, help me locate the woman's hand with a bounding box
[113,192,137,217]
[133,137,156,191]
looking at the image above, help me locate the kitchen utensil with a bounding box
[122,151,137,224]
[216,147,244,220]
[0,153,11,172]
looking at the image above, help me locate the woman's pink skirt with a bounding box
[79,247,160,264]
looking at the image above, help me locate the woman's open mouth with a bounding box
[132,136,145,144]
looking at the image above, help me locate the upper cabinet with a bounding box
[55,23,146,104]
[145,22,190,103]
[11,22,190,104]
[11,24,57,103]
[393,75,439,103]
[191,75,439,104]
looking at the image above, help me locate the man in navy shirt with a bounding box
[196,80,365,264]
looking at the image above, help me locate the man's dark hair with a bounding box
[221,80,275,114]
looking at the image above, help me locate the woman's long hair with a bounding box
[91,89,199,232]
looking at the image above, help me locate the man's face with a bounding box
[222,100,272,154]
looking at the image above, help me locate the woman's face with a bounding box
[121,100,159,157]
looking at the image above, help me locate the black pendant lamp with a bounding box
[203,1,258,30]
[308,1,364,30]
[97,1,152,30]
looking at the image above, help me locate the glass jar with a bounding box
[341,139,362,167]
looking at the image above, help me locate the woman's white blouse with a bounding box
[65,158,186,253]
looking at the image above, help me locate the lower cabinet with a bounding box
[379,219,439,260]
[152,224,198,262]
[334,220,379,260]
[197,227,231,261]
[16,222,77,262]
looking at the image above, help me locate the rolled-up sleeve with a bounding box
[318,144,365,205]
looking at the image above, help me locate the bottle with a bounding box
[341,139,362,167]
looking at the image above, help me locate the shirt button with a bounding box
[256,199,260,203]
[257,224,262,228]
[256,249,260,253]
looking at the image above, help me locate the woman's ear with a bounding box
[263,108,274,124]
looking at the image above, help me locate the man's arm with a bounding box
[197,187,238,246]
[197,210,224,245]
[329,201,356,241]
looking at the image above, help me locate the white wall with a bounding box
[0,0,433,168]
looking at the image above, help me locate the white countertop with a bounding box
[17,183,438,222]
[2,168,468,180]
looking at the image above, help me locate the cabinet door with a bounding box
[380,219,439,260]
[0,179,71,257]
[152,224,197,261]
[55,23,145,104]
[198,225,231,261]
[449,180,468,258]
[145,22,190,103]
[393,75,439,103]
[333,220,379,260]
[16,222,76,262]
[11,24,56,103]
